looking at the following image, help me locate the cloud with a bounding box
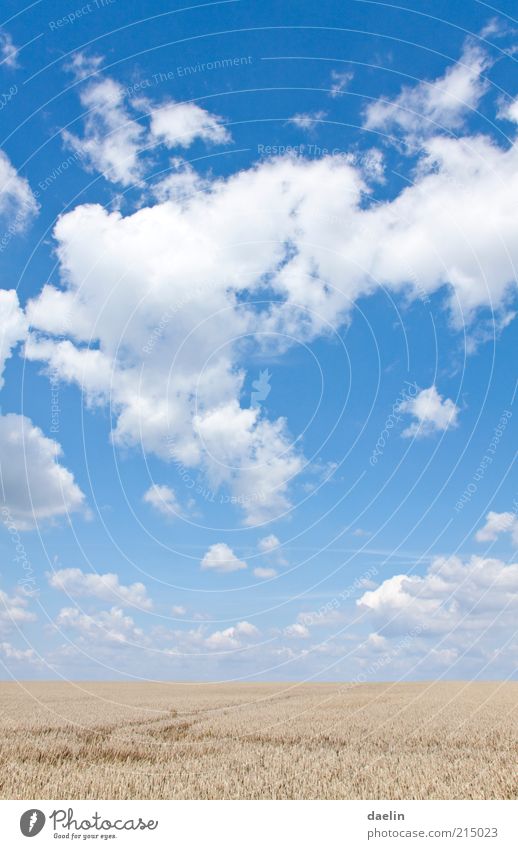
[65,51,104,81]
[476,510,518,546]
[63,76,146,186]
[143,483,181,518]
[258,534,280,552]
[62,57,232,186]
[358,554,518,636]
[148,99,231,148]
[364,43,491,140]
[0,30,19,69]
[284,622,310,638]
[253,567,277,579]
[48,568,153,609]
[171,605,186,616]
[201,543,247,573]
[205,620,259,650]
[0,150,38,228]
[329,70,353,97]
[0,587,36,633]
[0,413,86,530]
[288,110,327,131]
[0,290,27,389]
[24,49,518,524]
[399,385,459,437]
[56,606,144,644]
[0,641,37,662]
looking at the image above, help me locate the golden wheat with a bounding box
[0,681,516,799]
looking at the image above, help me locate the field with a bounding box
[0,680,516,799]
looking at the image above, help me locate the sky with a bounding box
[0,0,517,682]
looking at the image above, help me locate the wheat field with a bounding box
[0,680,516,799]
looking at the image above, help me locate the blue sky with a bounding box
[0,0,517,681]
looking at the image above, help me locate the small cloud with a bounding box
[171,605,187,616]
[205,620,259,649]
[143,484,181,519]
[0,30,19,69]
[201,543,247,573]
[258,534,280,553]
[352,528,370,537]
[287,110,327,132]
[254,567,277,579]
[65,51,104,81]
[329,70,353,98]
[476,510,518,546]
[399,385,459,438]
[48,567,153,610]
[284,622,310,639]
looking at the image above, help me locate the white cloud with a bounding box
[56,605,144,644]
[476,510,518,546]
[288,110,327,131]
[0,150,38,228]
[0,30,19,69]
[65,52,104,81]
[0,641,37,662]
[0,413,86,530]
[171,605,186,616]
[205,620,259,650]
[201,543,247,573]
[399,385,459,437]
[0,290,27,389]
[148,99,230,148]
[284,622,310,639]
[253,567,277,579]
[48,568,153,609]
[364,43,491,140]
[24,59,518,525]
[63,76,145,186]
[358,554,518,635]
[0,587,36,633]
[62,57,232,186]
[143,483,181,518]
[329,70,353,98]
[258,534,280,552]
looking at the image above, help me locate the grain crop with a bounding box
[0,680,516,799]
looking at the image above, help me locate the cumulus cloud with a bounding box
[0,414,86,530]
[62,56,232,186]
[205,620,259,650]
[399,385,459,437]
[253,566,277,579]
[56,605,144,644]
[0,290,27,389]
[0,587,36,633]
[148,99,230,148]
[284,622,310,639]
[201,543,247,573]
[0,150,38,228]
[358,554,518,636]
[48,568,153,609]
[63,76,146,186]
[0,30,19,69]
[143,483,181,518]
[476,510,518,546]
[364,43,491,140]
[0,641,37,662]
[288,110,327,131]
[329,70,353,98]
[23,39,518,525]
[258,534,280,552]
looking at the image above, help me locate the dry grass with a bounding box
[0,680,516,799]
